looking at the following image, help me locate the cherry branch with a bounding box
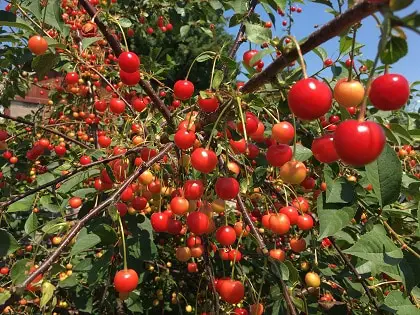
[17,143,174,290]
[240,0,389,94]
[0,112,90,149]
[330,238,382,314]
[382,220,420,259]
[78,0,174,128]
[0,145,147,210]
[228,0,259,58]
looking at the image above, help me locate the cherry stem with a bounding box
[209,54,219,90]
[118,216,128,270]
[236,97,248,144]
[206,101,231,149]
[347,26,358,82]
[111,17,129,51]
[285,36,307,79]
[185,51,216,80]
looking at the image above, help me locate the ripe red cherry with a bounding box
[250,122,265,142]
[132,97,149,112]
[109,98,126,115]
[216,225,236,246]
[219,280,245,304]
[229,249,242,262]
[246,143,260,159]
[69,197,82,209]
[266,144,292,167]
[243,49,258,67]
[170,197,189,215]
[272,121,294,144]
[120,70,140,86]
[215,177,239,200]
[237,112,259,134]
[187,211,209,235]
[65,72,79,85]
[233,308,249,315]
[98,135,112,148]
[28,35,48,55]
[183,180,204,200]
[151,212,169,232]
[113,269,139,293]
[198,94,219,112]
[118,51,140,73]
[369,74,410,111]
[279,206,299,225]
[334,120,385,166]
[174,129,196,150]
[290,238,306,252]
[167,218,183,235]
[230,139,247,154]
[311,134,339,163]
[297,214,314,230]
[54,145,66,156]
[94,100,107,112]
[174,80,194,100]
[0,130,8,141]
[131,196,147,211]
[80,155,91,165]
[269,213,291,234]
[121,187,134,202]
[291,197,310,213]
[0,267,9,275]
[191,148,217,173]
[324,58,333,67]
[288,78,332,120]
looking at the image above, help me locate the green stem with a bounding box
[111,17,128,51]
[118,216,128,270]
[236,97,248,143]
[262,107,280,123]
[186,51,217,80]
[347,27,358,81]
[206,101,232,149]
[209,55,219,90]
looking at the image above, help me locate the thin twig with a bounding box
[383,221,420,259]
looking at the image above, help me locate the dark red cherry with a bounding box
[118,51,140,73]
[215,177,239,200]
[198,94,219,112]
[333,120,385,166]
[151,212,169,232]
[65,72,79,84]
[369,74,410,111]
[191,148,217,173]
[311,134,339,163]
[243,50,258,67]
[120,70,140,86]
[174,80,194,100]
[266,144,292,167]
[174,129,196,150]
[288,78,332,120]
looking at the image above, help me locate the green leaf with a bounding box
[43,0,64,32]
[250,48,276,67]
[73,258,93,272]
[383,291,420,315]
[0,21,35,32]
[180,25,190,38]
[11,259,31,285]
[57,169,99,194]
[40,282,55,308]
[292,144,313,162]
[380,36,408,65]
[41,218,66,234]
[127,216,157,260]
[0,229,19,257]
[37,172,55,187]
[108,205,119,222]
[45,37,66,49]
[0,290,11,305]
[325,177,355,204]
[389,123,413,143]
[230,0,248,14]
[212,69,224,90]
[312,47,328,62]
[339,36,364,56]
[196,53,213,62]
[40,195,62,213]
[93,224,118,246]
[200,27,213,38]
[58,275,78,288]
[81,37,102,50]
[270,260,289,280]
[0,10,16,22]
[244,22,272,45]
[366,144,402,207]
[70,229,101,256]
[24,212,38,238]
[119,18,132,28]
[343,224,403,266]
[7,194,35,212]
[272,0,287,11]
[32,53,58,79]
[284,260,300,284]
[390,0,413,11]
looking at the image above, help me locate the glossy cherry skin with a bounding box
[288,78,332,120]
[369,74,410,111]
[183,179,204,200]
[198,95,219,112]
[174,129,196,150]
[297,214,314,230]
[272,121,294,144]
[174,80,194,100]
[151,212,169,232]
[243,49,258,67]
[191,148,217,173]
[120,70,140,86]
[28,35,48,55]
[216,225,236,246]
[219,280,245,304]
[113,269,139,293]
[266,144,292,167]
[333,79,365,108]
[187,211,209,235]
[118,52,140,73]
[334,120,385,166]
[109,98,126,115]
[279,206,299,225]
[215,177,239,200]
[311,134,339,163]
[65,72,79,85]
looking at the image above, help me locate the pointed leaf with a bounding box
[0,229,19,257]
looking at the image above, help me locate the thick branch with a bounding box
[78,0,173,128]
[330,238,382,314]
[0,143,174,306]
[0,113,90,149]
[228,0,259,58]
[240,0,389,94]
[0,145,146,210]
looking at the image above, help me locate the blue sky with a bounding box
[225,2,420,84]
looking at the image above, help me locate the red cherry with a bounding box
[246,143,260,159]
[116,203,128,216]
[187,211,209,235]
[243,50,258,67]
[54,145,66,156]
[167,218,183,235]
[131,196,147,211]
[98,135,112,148]
[266,144,292,167]
[121,187,134,202]
[272,121,294,144]
[174,129,196,150]
[369,74,410,111]
[65,72,79,84]
[120,70,140,86]
[183,180,204,200]
[191,148,217,173]
[109,98,126,115]
[187,262,198,273]
[215,177,239,200]
[151,212,169,232]
[269,213,291,234]
[230,138,247,154]
[170,197,189,215]
[250,122,265,142]
[311,134,339,163]
[0,130,8,141]
[237,112,259,134]
[216,225,236,246]
[132,97,149,112]
[279,206,299,225]
[94,100,107,112]
[324,58,333,67]
[118,51,140,73]
[219,280,245,304]
[291,197,310,213]
[166,23,173,31]
[140,147,157,161]
[198,95,219,112]
[69,197,82,209]
[233,308,249,315]
[28,35,48,55]
[297,214,314,230]
[288,78,332,120]
[301,177,316,190]
[334,120,385,166]
[113,269,139,293]
[228,249,242,262]
[80,155,91,165]
[174,80,194,100]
